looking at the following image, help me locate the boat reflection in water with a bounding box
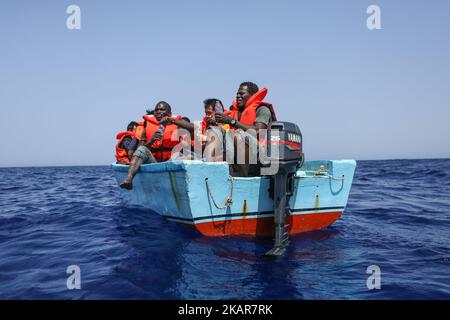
[111,205,344,299]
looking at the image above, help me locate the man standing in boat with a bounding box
[119,101,192,190]
[214,82,276,176]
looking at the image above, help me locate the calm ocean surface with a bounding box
[1,159,449,299]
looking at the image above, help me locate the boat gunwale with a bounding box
[111,159,356,178]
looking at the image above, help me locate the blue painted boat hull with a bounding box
[112,160,356,236]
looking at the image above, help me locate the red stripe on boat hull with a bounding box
[192,211,343,237]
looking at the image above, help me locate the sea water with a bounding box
[0,159,449,299]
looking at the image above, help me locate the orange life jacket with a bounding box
[142,114,182,162]
[229,87,277,126]
[115,131,136,164]
[135,121,145,141]
[201,117,208,134]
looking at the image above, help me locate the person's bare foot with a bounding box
[119,180,133,190]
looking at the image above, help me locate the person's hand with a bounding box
[206,115,218,126]
[152,131,163,141]
[159,116,173,126]
[215,113,233,124]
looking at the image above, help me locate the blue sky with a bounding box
[1,0,449,166]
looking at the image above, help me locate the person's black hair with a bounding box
[146,109,154,115]
[155,101,172,113]
[239,81,259,95]
[127,121,138,131]
[182,117,191,123]
[203,98,224,111]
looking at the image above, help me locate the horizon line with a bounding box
[1,157,449,169]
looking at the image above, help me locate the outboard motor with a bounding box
[261,121,304,256]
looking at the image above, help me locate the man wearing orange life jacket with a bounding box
[119,101,192,190]
[115,121,140,165]
[215,82,277,176]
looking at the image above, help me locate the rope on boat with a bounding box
[205,176,234,210]
[301,166,345,181]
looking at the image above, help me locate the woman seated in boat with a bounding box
[214,81,277,177]
[119,101,193,190]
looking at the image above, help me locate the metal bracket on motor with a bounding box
[265,170,296,257]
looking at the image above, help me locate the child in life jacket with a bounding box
[202,99,230,133]
[201,99,233,162]
[115,121,139,164]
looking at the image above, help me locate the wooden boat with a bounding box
[112,159,356,237]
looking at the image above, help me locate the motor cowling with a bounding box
[263,121,304,175]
